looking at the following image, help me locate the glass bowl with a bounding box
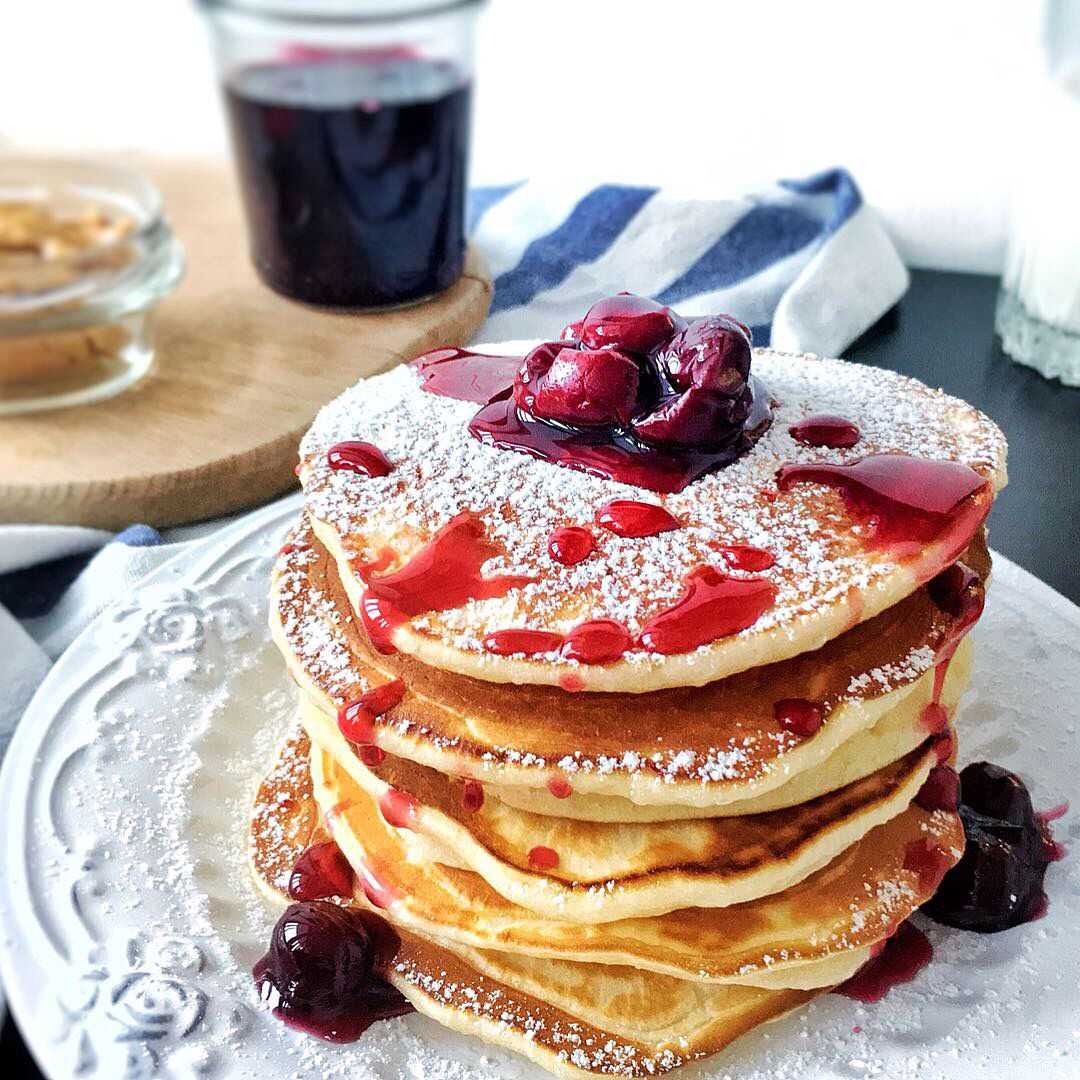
[0,158,185,416]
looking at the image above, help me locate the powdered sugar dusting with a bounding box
[275,524,938,788]
[298,349,1006,670]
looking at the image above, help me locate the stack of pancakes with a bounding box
[251,344,1007,1078]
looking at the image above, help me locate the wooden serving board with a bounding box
[0,158,492,529]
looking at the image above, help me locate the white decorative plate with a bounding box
[1,495,1079,1080]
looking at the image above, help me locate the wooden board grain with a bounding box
[0,158,492,529]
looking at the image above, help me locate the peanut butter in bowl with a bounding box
[0,159,184,416]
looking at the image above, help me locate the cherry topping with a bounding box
[356,860,397,910]
[548,526,596,566]
[923,762,1061,932]
[579,293,677,354]
[514,342,640,427]
[774,698,824,737]
[359,745,386,767]
[560,619,633,665]
[359,511,534,654]
[468,301,773,494]
[836,921,933,1003]
[595,499,680,537]
[327,441,393,478]
[928,562,985,623]
[903,838,954,894]
[483,628,564,656]
[718,544,776,572]
[789,413,861,449]
[776,454,990,557]
[378,788,419,830]
[461,780,485,813]
[547,776,573,799]
[931,730,956,765]
[638,566,777,655]
[338,680,406,744]
[413,347,520,405]
[528,845,560,869]
[660,315,752,396]
[920,702,949,735]
[559,673,586,692]
[915,764,961,812]
[253,901,411,1042]
[288,842,355,901]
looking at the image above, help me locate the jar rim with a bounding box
[196,0,485,26]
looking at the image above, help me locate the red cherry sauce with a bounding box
[288,841,356,901]
[776,454,991,561]
[356,859,398,910]
[254,901,411,1043]
[359,511,534,653]
[412,347,521,405]
[548,526,596,566]
[483,629,564,656]
[327,441,394,478]
[461,780,485,813]
[338,679,406,745]
[469,375,773,495]
[560,673,586,692]
[920,559,987,733]
[718,544,775,572]
[359,746,386,767]
[560,620,633,664]
[379,788,419,830]
[638,566,777,655]
[528,845,560,870]
[915,764,961,812]
[836,921,933,1003]
[595,500,680,538]
[354,546,395,579]
[789,414,860,449]
[547,776,573,799]
[774,698,824,737]
[928,561,986,661]
[903,838,954,894]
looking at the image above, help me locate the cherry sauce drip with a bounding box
[359,511,534,653]
[776,454,990,559]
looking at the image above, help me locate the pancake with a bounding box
[300,733,964,984]
[301,691,943,922]
[298,346,1005,691]
[490,637,972,821]
[273,517,983,807]
[251,727,871,992]
[250,729,822,1079]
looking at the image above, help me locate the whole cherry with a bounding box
[632,315,755,446]
[659,315,753,396]
[514,342,640,427]
[579,293,679,354]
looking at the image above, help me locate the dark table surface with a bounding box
[3,268,1079,1075]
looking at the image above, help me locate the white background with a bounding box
[0,0,1050,273]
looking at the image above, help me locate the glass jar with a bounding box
[196,0,483,311]
[995,1,1080,385]
[0,158,184,416]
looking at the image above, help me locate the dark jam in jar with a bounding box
[224,54,471,309]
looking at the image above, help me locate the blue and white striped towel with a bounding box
[0,167,908,754]
[472,168,907,357]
